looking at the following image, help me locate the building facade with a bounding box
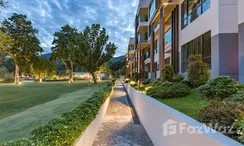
[126,0,244,82]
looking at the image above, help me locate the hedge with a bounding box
[1,81,114,146]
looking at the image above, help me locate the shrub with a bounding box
[4,73,14,81]
[198,101,244,137]
[1,82,114,145]
[129,81,137,86]
[147,82,191,98]
[233,119,244,144]
[180,80,194,88]
[173,74,184,83]
[197,76,240,100]
[227,90,244,102]
[187,55,210,87]
[132,73,139,81]
[124,78,130,83]
[161,64,174,82]
[0,66,8,78]
[149,78,161,86]
[142,79,151,85]
[139,71,148,81]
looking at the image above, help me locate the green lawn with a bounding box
[0,81,108,142]
[157,90,209,120]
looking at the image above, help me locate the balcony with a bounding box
[144,53,151,64]
[137,15,149,33]
[138,34,148,44]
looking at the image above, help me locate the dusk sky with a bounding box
[0,0,138,57]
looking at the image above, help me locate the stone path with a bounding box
[92,82,153,146]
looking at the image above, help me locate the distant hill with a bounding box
[42,53,125,72]
[42,53,52,59]
[110,55,125,63]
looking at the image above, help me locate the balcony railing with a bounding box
[164,28,172,45]
[138,34,148,44]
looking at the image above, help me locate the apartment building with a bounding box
[126,0,244,82]
[239,0,244,83]
[126,37,135,78]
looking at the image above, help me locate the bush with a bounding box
[197,76,240,100]
[132,73,139,81]
[0,66,8,78]
[161,64,174,82]
[149,78,161,86]
[187,55,210,87]
[142,79,151,85]
[4,73,14,82]
[173,74,184,83]
[124,78,130,83]
[1,82,113,145]
[129,81,137,86]
[147,82,191,98]
[180,80,194,88]
[233,119,244,144]
[227,90,244,102]
[198,101,244,137]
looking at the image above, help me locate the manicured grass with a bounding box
[0,80,89,119]
[157,90,209,120]
[0,81,108,142]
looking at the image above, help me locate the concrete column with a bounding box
[211,0,239,80]
[238,0,244,83]
[150,25,155,79]
[159,6,165,73]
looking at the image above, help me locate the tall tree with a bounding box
[51,25,77,83]
[0,13,43,84]
[32,56,56,82]
[74,24,117,83]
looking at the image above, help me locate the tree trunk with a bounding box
[39,78,43,82]
[91,72,97,84]
[69,70,73,83]
[14,64,20,84]
[68,62,74,83]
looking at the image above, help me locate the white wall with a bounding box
[178,0,238,76]
[75,89,113,146]
[124,84,243,146]
[238,0,244,24]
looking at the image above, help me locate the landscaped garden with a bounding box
[126,55,244,144]
[0,3,118,145]
[0,80,115,145]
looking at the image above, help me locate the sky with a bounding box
[0,0,138,57]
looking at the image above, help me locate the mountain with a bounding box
[42,53,52,59]
[110,55,125,63]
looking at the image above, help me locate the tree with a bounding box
[0,0,6,8]
[187,55,210,87]
[32,56,56,82]
[0,13,43,84]
[74,24,117,84]
[51,25,77,83]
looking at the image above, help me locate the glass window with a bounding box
[202,0,211,13]
[181,45,188,72]
[181,31,211,72]
[194,37,201,54]
[149,0,156,20]
[154,40,157,54]
[165,28,172,45]
[202,31,211,68]
[181,0,210,29]
[187,41,194,58]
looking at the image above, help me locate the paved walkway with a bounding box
[93,82,153,146]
